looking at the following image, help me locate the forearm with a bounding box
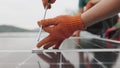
[81,0,120,27]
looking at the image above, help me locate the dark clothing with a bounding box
[86,15,119,36]
[79,0,89,8]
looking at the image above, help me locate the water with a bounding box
[0,32,47,50]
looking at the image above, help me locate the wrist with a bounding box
[76,14,86,30]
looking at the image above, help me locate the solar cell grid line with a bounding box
[70,39,108,68]
[32,49,120,53]
[59,53,62,68]
[71,37,119,54]
[15,54,34,68]
[37,61,41,68]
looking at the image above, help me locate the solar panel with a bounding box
[0,37,120,68]
[30,37,120,68]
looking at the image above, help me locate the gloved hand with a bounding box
[105,28,116,39]
[37,14,85,49]
[42,0,56,9]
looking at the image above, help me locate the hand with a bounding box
[37,14,85,49]
[85,0,101,11]
[42,0,56,9]
[37,52,74,68]
[85,1,94,11]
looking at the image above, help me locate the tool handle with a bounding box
[37,0,52,42]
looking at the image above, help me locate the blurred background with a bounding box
[0,0,120,49]
[0,0,120,50]
[0,0,79,30]
[0,0,79,50]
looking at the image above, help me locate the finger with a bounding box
[37,54,52,63]
[43,26,56,33]
[37,20,42,27]
[38,18,58,27]
[37,35,52,48]
[44,41,56,49]
[53,40,64,49]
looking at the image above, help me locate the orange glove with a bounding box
[85,1,94,11]
[42,0,56,9]
[37,14,85,49]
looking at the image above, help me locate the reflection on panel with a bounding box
[0,37,120,68]
[60,37,120,49]
[31,37,120,68]
[35,52,120,68]
[0,51,120,68]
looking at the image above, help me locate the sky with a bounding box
[0,0,78,29]
[0,0,120,30]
